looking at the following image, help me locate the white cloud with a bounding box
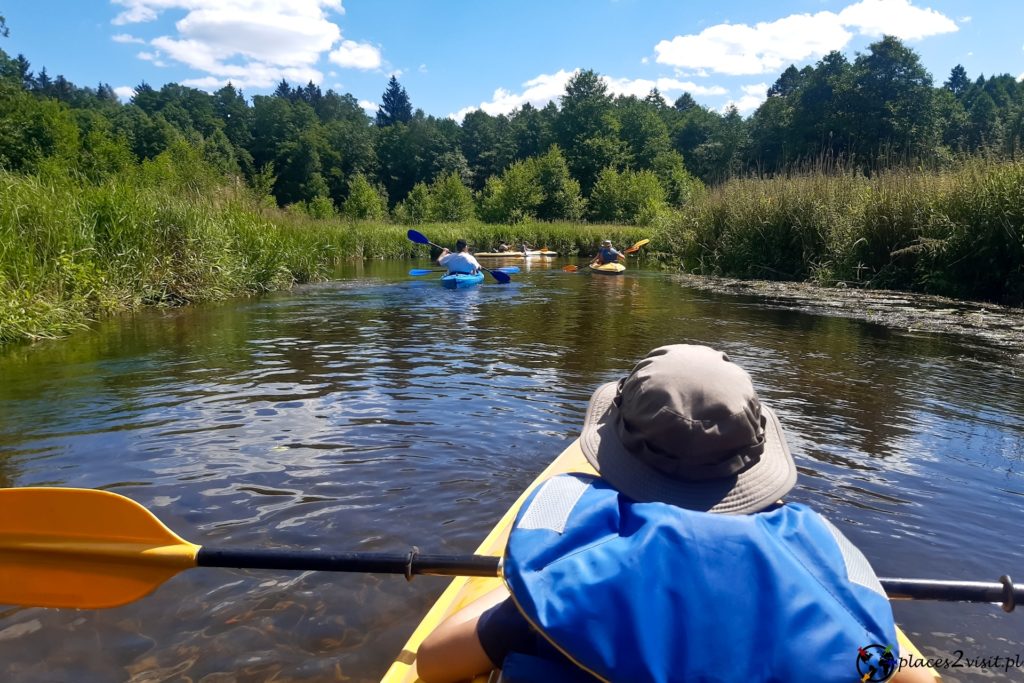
[450,70,732,122]
[449,69,577,121]
[418,63,428,73]
[838,0,958,41]
[723,83,770,114]
[958,16,971,23]
[114,85,136,101]
[603,76,728,98]
[359,99,377,113]
[112,33,145,44]
[111,1,357,91]
[654,0,958,76]
[328,39,381,69]
[655,13,852,76]
[722,95,764,114]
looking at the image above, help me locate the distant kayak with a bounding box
[474,250,558,258]
[440,272,485,289]
[589,262,626,275]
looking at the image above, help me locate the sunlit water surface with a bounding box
[1,259,1022,682]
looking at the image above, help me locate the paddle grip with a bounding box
[196,548,501,578]
[881,577,1022,612]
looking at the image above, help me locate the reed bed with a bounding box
[665,159,1024,302]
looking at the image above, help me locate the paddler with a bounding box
[591,238,624,266]
[437,239,482,275]
[417,345,936,683]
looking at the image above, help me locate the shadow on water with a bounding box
[1,260,1022,681]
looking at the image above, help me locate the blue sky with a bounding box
[2,1,1022,120]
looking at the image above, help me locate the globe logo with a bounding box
[857,643,898,682]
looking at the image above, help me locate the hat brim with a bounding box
[580,381,797,514]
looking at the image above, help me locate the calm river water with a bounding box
[1,259,1022,682]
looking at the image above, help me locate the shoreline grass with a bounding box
[2,159,1022,346]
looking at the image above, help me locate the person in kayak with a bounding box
[591,239,624,266]
[437,239,482,275]
[417,345,935,683]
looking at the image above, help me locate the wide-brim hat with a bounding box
[580,345,797,514]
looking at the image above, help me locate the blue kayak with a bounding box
[440,272,485,289]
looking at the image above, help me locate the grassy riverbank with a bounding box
[665,159,1024,303]
[2,159,1022,345]
[0,167,646,344]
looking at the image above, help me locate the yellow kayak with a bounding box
[475,250,558,258]
[588,262,626,275]
[379,439,939,682]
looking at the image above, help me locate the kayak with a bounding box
[440,272,484,289]
[475,250,558,258]
[379,439,939,682]
[589,262,626,275]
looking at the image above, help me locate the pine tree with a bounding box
[376,76,412,127]
[944,65,970,98]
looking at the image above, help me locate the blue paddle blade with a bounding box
[488,269,511,284]
[406,229,430,245]
[495,266,521,274]
[408,269,437,276]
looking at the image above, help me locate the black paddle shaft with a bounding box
[198,548,1020,610]
[197,547,501,579]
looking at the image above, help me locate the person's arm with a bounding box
[416,587,510,683]
[438,248,451,265]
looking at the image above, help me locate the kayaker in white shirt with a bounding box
[438,240,482,275]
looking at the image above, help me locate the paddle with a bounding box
[2,487,1021,611]
[563,239,650,272]
[409,267,520,277]
[406,229,511,284]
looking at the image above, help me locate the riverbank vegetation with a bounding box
[1,21,1023,344]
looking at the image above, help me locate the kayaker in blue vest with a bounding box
[438,239,482,275]
[417,345,934,683]
[591,239,624,266]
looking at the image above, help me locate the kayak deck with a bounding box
[379,439,939,682]
[440,272,485,289]
[589,262,625,274]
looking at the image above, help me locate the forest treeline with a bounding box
[2,33,1023,224]
[1,20,1023,345]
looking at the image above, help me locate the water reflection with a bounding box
[1,261,1022,682]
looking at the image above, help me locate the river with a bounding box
[1,259,1022,682]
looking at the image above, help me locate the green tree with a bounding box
[429,172,475,221]
[461,110,513,189]
[376,75,412,127]
[508,102,555,161]
[394,182,432,224]
[850,36,936,163]
[944,65,970,98]
[556,69,625,194]
[342,173,388,220]
[477,160,542,223]
[589,167,667,225]
[533,145,584,220]
[616,96,671,169]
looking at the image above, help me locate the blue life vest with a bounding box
[502,474,898,683]
[598,247,619,263]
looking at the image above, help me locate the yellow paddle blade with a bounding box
[624,238,650,254]
[0,487,200,609]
